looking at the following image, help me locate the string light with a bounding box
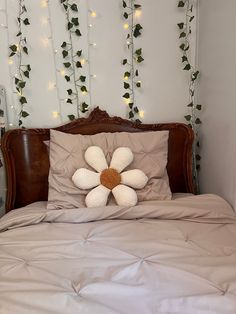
[80,58,86,65]
[139,110,145,118]
[124,98,131,105]
[0,23,7,28]
[91,74,97,78]
[90,11,97,18]
[8,58,13,65]
[123,23,129,29]
[134,9,142,18]
[124,76,129,81]
[52,111,60,118]
[41,0,48,8]
[60,69,66,76]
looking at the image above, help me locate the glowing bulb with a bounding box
[124,98,130,105]
[9,123,13,127]
[80,58,86,65]
[0,23,7,28]
[17,91,23,96]
[41,37,50,47]
[89,24,93,28]
[8,58,13,65]
[123,23,129,29]
[41,16,48,25]
[11,105,14,109]
[48,81,55,91]
[54,49,58,54]
[41,0,48,8]
[82,91,87,95]
[52,111,60,118]
[92,42,97,47]
[139,110,145,118]
[135,9,142,18]
[124,76,129,81]
[91,74,97,78]
[91,11,97,18]
[60,69,66,76]
[126,40,130,45]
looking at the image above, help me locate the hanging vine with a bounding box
[9,0,31,127]
[177,0,201,191]
[122,0,144,123]
[60,0,88,121]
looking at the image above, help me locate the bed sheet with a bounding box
[0,194,236,314]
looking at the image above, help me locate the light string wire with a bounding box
[3,0,16,127]
[46,0,63,123]
[122,0,144,123]
[177,0,201,192]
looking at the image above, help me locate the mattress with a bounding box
[0,194,236,314]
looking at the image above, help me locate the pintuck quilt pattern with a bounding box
[0,194,236,314]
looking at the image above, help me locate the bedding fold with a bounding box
[0,194,236,233]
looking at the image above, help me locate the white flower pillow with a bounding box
[72,146,148,207]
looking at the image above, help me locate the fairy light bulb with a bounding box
[89,24,93,28]
[8,58,13,65]
[91,11,97,18]
[123,23,129,29]
[91,74,97,78]
[139,110,145,118]
[41,0,48,8]
[124,76,129,81]
[52,111,60,118]
[48,81,55,91]
[60,69,66,76]
[80,58,86,65]
[124,98,130,105]
[82,90,88,95]
[135,9,142,18]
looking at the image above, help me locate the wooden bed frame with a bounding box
[1,107,195,212]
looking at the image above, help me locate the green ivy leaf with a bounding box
[136,56,144,63]
[68,114,75,121]
[189,16,194,22]
[20,96,27,104]
[67,98,72,104]
[187,102,193,107]
[19,120,22,126]
[178,1,185,7]
[65,75,70,82]
[61,42,67,48]
[70,3,78,11]
[123,0,127,8]
[23,71,29,78]
[135,69,139,76]
[67,89,73,95]
[196,104,202,110]
[133,24,143,38]
[80,75,86,82]
[195,118,202,124]
[23,18,30,25]
[71,17,79,26]
[184,115,191,122]
[63,4,68,10]
[129,111,134,119]
[135,48,142,56]
[63,62,71,68]
[22,111,29,118]
[128,102,133,109]
[15,78,20,85]
[136,81,141,88]
[179,43,185,51]
[134,4,142,9]
[18,81,26,89]
[123,92,130,99]
[124,82,130,89]
[81,86,87,92]
[76,50,82,57]
[196,154,201,161]
[62,50,68,58]
[67,22,73,30]
[135,119,142,124]
[177,22,184,29]
[179,32,186,38]
[27,64,31,71]
[16,31,22,37]
[75,29,82,36]
[123,12,128,19]
[182,55,188,63]
[76,61,82,68]
[81,102,89,113]
[122,59,127,65]
[192,70,200,81]
[183,64,191,70]
[133,107,139,113]
[10,44,17,52]
[23,47,28,54]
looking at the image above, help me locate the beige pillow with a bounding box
[47,130,171,209]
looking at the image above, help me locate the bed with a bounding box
[0,107,236,314]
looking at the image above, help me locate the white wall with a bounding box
[198,0,236,209]
[0,0,194,128]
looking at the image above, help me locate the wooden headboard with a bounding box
[1,107,195,212]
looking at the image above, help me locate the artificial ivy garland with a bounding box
[177,0,201,190]
[122,0,144,123]
[9,0,31,127]
[60,0,88,121]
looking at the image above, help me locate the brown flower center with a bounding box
[100,168,121,190]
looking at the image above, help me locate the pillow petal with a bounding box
[85,146,108,172]
[112,184,137,206]
[85,185,110,207]
[72,168,100,190]
[110,147,133,173]
[121,169,148,189]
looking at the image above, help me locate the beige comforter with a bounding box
[0,194,236,314]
